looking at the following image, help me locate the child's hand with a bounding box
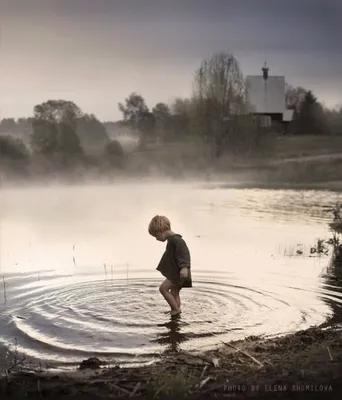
[180,267,189,279]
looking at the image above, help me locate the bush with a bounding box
[220,115,275,158]
[0,136,30,178]
[103,140,125,167]
[0,135,29,161]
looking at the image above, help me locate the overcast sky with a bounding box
[1,0,341,121]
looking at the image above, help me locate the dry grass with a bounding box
[124,140,213,176]
[149,366,198,398]
[273,135,342,159]
[260,158,342,183]
[120,134,342,180]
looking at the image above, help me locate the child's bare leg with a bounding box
[171,287,181,309]
[159,279,181,314]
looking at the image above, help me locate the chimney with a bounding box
[262,63,269,80]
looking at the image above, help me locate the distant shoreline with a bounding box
[1,174,342,193]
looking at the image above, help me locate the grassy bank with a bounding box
[273,135,342,159]
[2,134,342,186]
[122,135,342,188]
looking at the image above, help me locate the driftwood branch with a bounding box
[221,341,263,367]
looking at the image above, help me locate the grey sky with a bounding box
[1,0,341,121]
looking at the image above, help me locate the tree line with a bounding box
[285,86,342,136]
[1,52,341,179]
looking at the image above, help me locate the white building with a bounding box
[246,65,293,127]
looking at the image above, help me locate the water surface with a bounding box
[0,182,342,368]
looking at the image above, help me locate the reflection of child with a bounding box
[148,215,192,316]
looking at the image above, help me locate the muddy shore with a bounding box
[1,324,341,399]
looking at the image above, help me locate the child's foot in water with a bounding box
[163,310,180,315]
[170,308,181,316]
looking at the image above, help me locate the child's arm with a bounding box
[174,238,191,278]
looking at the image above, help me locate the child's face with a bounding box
[154,230,167,242]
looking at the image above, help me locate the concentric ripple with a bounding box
[1,270,341,368]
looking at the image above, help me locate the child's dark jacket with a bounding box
[156,234,192,288]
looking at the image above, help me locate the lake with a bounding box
[0,181,342,369]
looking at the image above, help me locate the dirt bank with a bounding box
[1,324,341,399]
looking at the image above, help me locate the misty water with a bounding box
[1,182,342,369]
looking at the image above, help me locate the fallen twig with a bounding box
[200,365,207,379]
[108,382,132,396]
[129,382,141,398]
[221,341,263,368]
[327,346,334,361]
[198,376,211,389]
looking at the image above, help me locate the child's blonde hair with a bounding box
[148,215,171,236]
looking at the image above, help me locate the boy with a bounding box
[148,215,192,316]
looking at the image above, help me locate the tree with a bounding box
[31,100,83,163]
[285,84,307,111]
[193,52,247,116]
[295,91,329,135]
[152,102,172,140]
[325,106,342,135]
[33,100,83,124]
[103,140,125,167]
[0,135,29,161]
[118,93,149,130]
[152,102,171,122]
[191,52,249,156]
[0,118,16,133]
[0,135,30,175]
[77,114,109,153]
[118,93,155,148]
[138,111,155,139]
[168,98,193,141]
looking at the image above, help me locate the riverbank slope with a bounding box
[1,324,341,399]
